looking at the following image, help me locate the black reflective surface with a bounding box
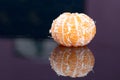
[0,38,120,80]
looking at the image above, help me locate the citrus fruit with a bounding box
[49,12,96,47]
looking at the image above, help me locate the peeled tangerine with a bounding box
[49,12,96,47]
[49,46,95,78]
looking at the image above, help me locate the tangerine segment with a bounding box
[50,12,96,47]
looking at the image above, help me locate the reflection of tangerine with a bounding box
[49,46,95,78]
[49,12,96,47]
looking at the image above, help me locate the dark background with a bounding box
[0,0,85,38]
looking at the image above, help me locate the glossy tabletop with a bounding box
[0,38,120,80]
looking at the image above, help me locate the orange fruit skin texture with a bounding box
[49,46,95,78]
[49,12,96,47]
